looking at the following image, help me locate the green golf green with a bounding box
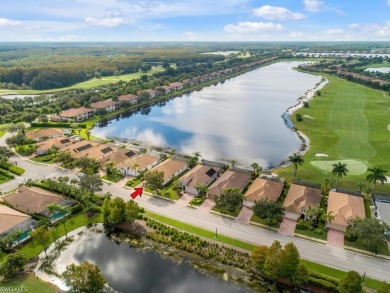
[277,73,390,192]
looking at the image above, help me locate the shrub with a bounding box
[0,169,14,179]
[295,113,303,122]
[303,101,309,108]
[314,228,323,235]
[308,276,338,292]
[345,230,358,242]
[71,203,83,214]
[30,122,87,128]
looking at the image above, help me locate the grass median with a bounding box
[145,211,383,290]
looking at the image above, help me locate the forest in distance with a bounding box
[1,41,390,90]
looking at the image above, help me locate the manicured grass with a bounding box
[364,196,372,218]
[159,185,180,200]
[16,213,103,260]
[295,228,327,241]
[212,205,242,217]
[0,163,25,175]
[0,67,164,95]
[0,176,11,184]
[31,154,55,164]
[146,211,383,290]
[145,211,255,251]
[276,74,390,193]
[250,214,281,228]
[0,275,60,293]
[0,131,5,138]
[189,197,205,206]
[344,238,390,256]
[126,178,141,187]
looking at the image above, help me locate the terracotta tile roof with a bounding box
[3,186,64,214]
[327,191,366,231]
[121,153,160,171]
[60,107,94,118]
[0,205,31,234]
[151,158,188,182]
[26,128,63,139]
[138,89,157,96]
[100,148,138,166]
[61,140,99,154]
[118,94,138,102]
[208,170,251,197]
[244,178,284,203]
[169,82,184,88]
[283,184,322,214]
[73,144,116,160]
[179,165,221,189]
[35,136,75,152]
[90,100,118,109]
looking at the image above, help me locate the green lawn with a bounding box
[212,205,242,217]
[16,213,102,260]
[0,131,5,138]
[126,178,141,187]
[0,176,11,184]
[189,197,205,206]
[276,74,390,193]
[0,275,60,293]
[145,211,383,290]
[31,154,56,164]
[250,214,281,228]
[101,174,123,183]
[295,227,328,241]
[344,238,390,256]
[0,67,164,95]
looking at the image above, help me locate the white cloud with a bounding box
[388,0,390,5]
[323,29,344,35]
[349,23,360,29]
[253,5,306,20]
[184,31,204,41]
[0,18,24,27]
[224,21,284,33]
[85,17,127,27]
[303,0,323,12]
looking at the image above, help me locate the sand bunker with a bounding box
[311,159,367,175]
[304,115,315,119]
[385,176,390,184]
[315,153,329,157]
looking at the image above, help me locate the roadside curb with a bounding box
[344,245,390,261]
[294,233,327,244]
[210,210,236,220]
[249,221,279,232]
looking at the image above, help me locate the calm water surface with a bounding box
[73,234,249,293]
[92,61,320,167]
[365,67,390,73]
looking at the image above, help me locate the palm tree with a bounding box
[288,153,304,178]
[331,162,349,188]
[70,178,78,187]
[356,182,366,195]
[194,184,208,198]
[230,160,236,168]
[86,129,91,140]
[321,211,335,228]
[251,162,260,174]
[366,167,388,194]
[131,162,140,176]
[46,203,63,244]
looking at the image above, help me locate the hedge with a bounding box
[0,168,15,179]
[30,122,87,128]
[309,272,339,286]
[308,276,338,292]
[0,163,25,175]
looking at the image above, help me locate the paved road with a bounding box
[1,134,390,282]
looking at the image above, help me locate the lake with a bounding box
[92,61,321,167]
[365,67,390,73]
[72,233,249,293]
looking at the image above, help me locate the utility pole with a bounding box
[215,227,218,238]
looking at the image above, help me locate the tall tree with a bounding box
[253,199,284,223]
[216,187,243,212]
[62,261,107,293]
[46,203,63,245]
[131,162,140,176]
[0,229,22,252]
[0,253,26,279]
[332,162,349,188]
[321,211,335,227]
[125,200,139,223]
[30,226,50,258]
[251,162,261,174]
[0,146,14,166]
[144,170,164,191]
[194,184,208,198]
[288,153,304,178]
[78,174,103,196]
[366,167,387,194]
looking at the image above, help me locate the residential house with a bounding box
[182,79,195,87]
[138,89,157,99]
[118,94,138,105]
[156,85,172,95]
[283,183,322,220]
[90,100,120,113]
[54,107,95,122]
[72,144,117,160]
[207,170,251,201]
[244,178,284,208]
[61,140,99,156]
[35,136,76,155]
[100,148,139,168]
[179,165,222,195]
[0,205,37,245]
[120,153,160,176]
[150,158,188,186]
[327,191,365,232]
[26,128,63,141]
[372,193,390,237]
[3,187,75,221]
[168,82,184,91]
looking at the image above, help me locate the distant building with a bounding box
[26,128,63,141]
[118,94,138,105]
[169,82,184,91]
[120,153,160,176]
[100,148,139,168]
[90,100,120,113]
[54,107,94,122]
[35,136,76,155]
[138,89,157,99]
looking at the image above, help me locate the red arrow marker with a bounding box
[130,187,143,199]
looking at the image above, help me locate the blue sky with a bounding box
[1,0,390,41]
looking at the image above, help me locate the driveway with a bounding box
[198,199,215,213]
[236,206,253,224]
[176,193,194,207]
[279,218,297,236]
[327,229,345,248]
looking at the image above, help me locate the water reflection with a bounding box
[73,234,248,293]
[92,62,320,167]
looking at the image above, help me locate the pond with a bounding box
[71,233,250,293]
[92,61,321,167]
[365,67,390,73]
